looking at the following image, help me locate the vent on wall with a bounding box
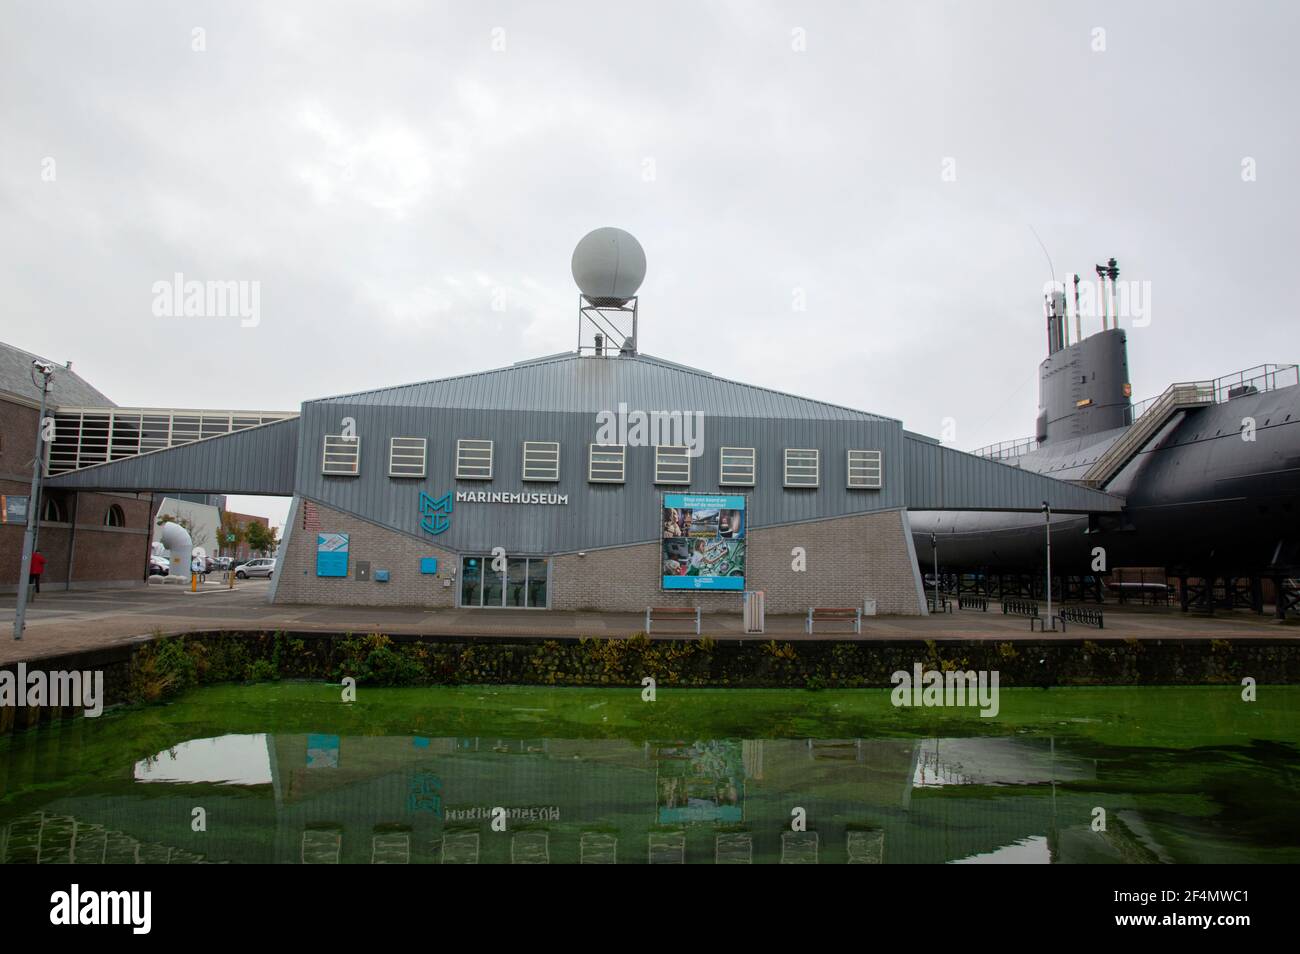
[846,449,883,489]
[783,448,819,488]
[455,439,494,480]
[522,441,560,482]
[322,435,360,476]
[588,444,626,483]
[654,446,691,485]
[719,447,756,487]
[389,437,427,478]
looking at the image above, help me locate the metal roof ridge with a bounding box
[309,351,587,403]
[307,349,900,423]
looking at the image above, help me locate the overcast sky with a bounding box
[3,1,1297,527]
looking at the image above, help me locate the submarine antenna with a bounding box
[1030,226,1064,350]
[1095,263,1109,333]
[1073,274,1082,342]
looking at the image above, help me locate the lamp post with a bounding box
[930,532,939,613]
[14,361,55,641]
[1042,501,1053,629]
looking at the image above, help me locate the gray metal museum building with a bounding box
[46,230,1122,615]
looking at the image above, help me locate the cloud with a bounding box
[0,0,1296,465]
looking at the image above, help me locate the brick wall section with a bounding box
[0,399,40,488]
[275,500,458,608]
[275,500,925,614]
[551,508,924,614]
[1,401,41,586]
[2,393,153,589]
[3,511,151,588]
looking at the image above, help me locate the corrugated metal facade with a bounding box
[901,435,1121,513]
[43,352,1121,558]
[46,417,299,496]
[297,404,906,555]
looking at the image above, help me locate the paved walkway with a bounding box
[1,581,1295,664]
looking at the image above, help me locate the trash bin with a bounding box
[743,590,766,634]
[863,599,877,617]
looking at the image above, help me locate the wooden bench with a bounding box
[806,607,862,635]
[645,606,701,635]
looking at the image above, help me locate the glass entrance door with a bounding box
[460,555,549,608]
[460,556,483,607]
[505,558,528,607]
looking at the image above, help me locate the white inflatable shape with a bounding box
[159,521,194,577]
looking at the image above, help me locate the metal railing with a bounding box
[1079,381,1215,487]
[1126,363,1298,425]
[970,435,1039,461]
[970,363,1296,462]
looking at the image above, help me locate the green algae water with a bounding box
[1,684,1296,864]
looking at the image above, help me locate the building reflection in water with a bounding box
[3,729,1191,864]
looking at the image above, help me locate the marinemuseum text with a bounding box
[455,490,569,506]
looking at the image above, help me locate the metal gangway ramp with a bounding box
[1079,381,1214,488]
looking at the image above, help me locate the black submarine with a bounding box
[909,259,1300,614]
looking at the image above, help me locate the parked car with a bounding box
[149,556,169,577]
[236,558,274,579]
[213,557,233,571]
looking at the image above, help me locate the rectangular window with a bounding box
[322,435,360,476]
[654,445,691,485]
[719,446,756,487]
[522,441,560,482]
[784,448,819,488]
[456,438,493,480]
[847,449,883,489]
[588,444,625,483]
[389,437,427,478]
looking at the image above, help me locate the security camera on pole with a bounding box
[13,360,55,640]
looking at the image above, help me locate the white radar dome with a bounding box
[571,227,646,306]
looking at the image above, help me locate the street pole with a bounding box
[14,362,55,640]
[1043,501,1053,629]
[930,533,939,612]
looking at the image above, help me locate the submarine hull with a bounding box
[911,382,1300,576]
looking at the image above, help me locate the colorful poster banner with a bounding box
[661,493,746,591]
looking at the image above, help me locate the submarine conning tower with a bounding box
[1035,260,1133,446]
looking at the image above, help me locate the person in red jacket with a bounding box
[29,549,46,594]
